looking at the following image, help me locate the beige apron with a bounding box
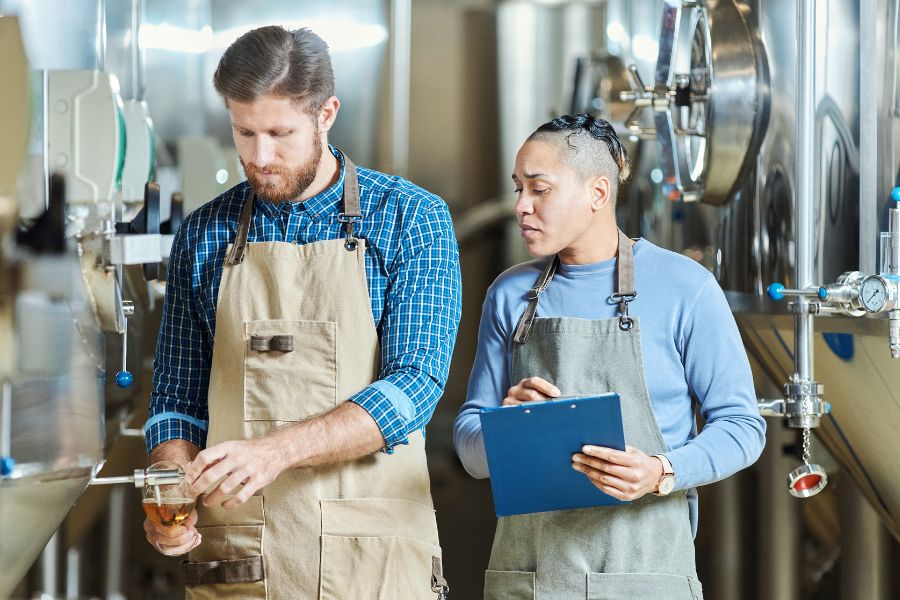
[484,231,702,599]
[181,157,447,599]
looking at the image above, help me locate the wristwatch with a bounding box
[652,454,676,496]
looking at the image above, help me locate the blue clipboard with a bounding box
[479,393,627,517]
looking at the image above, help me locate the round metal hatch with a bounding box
[617,0,770,205]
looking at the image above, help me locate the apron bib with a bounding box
[182,156,444,599]
[484,231,703,600]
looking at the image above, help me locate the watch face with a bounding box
[860,276,889,312]
[658,475,676,496]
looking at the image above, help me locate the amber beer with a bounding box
[143,498,194,527]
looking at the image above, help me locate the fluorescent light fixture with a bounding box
[139,24,213,54]
[213,19,388,52]
[606,22,627,44]
[632,33,659,63]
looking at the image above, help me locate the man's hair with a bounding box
[527,114,631,197]
[213,26,335,115]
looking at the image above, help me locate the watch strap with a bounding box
[654,454,674,475]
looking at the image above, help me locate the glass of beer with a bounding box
[141,461,194,527]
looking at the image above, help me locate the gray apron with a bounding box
[484,231,703,600]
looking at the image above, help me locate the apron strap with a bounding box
[228,151,363,263]
[609,229,636,331]
[337,154,362,251]
[179,556,265,585]
[513,230,636,343]
[228,190,256,265]
[512,255,559,344]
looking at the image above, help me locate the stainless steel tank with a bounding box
[0,13,106,597]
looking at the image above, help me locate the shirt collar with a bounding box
[253,145,346,221]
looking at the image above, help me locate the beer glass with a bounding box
[141,461,194,527]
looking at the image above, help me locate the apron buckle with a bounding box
[338,213,362,251]
[249,335,294,352]
[608,291,637,332]
[431,556,450,599]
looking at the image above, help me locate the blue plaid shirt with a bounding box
[145,146,462,453]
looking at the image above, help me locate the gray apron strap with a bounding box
[513,255,559,344]
[513,230,636,343]
[228,190,256,265]
[337,154,362,251]
[610,229,637,331]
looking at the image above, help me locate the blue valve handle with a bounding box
[115,370,134,388]
[891,186,900,203]
[0,456,15,476]
[767,282,822,301]
[767,283,786,301]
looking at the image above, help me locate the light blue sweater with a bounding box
[454,239,766,534]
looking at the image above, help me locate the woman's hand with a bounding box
[571,445,664,501]
[502,376,561,406]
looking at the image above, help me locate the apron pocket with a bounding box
[319,498,441,600]
[484,570,536,600]
[184,496,265,599]
[587,572,703,600]
[244,319,337,422]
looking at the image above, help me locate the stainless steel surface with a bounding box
[0,0,103,70]
[389,0,411,177]
[497,0,607,191]
[2,477,90,599]
[613,0,768,204]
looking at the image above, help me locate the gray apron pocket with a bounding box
[319,498,441,600]
[484,570,536,600]
[243,320,337,422]
[184,496,265,599]
[587,572,703,600]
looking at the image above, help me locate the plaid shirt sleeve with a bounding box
[349,200,462,450]
[144,220,210,453]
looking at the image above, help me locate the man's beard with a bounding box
[243,134,323,202]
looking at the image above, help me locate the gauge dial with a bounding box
[859,275,891,312]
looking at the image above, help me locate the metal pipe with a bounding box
[840,477,891,600]
[65,544,80,600]
[389,0,411,177]
[1,380,11,459]
[130,0,143,101]
[40,530,60,597]
[90,467,182,488]
[794,0,817,382]
[889,207,900,274]
[758,421,801,600]
[859,0,878,275]
[706,476,742,599]
[105,485,127,600]
[96,0,107,71]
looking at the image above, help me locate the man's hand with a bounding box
[145,506,202,556]
[571,445,664,501]
[502,376,561,405]
[145,439,201,556]
[186,435,288,510]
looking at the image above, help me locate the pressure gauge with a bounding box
[858,275,895,313]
